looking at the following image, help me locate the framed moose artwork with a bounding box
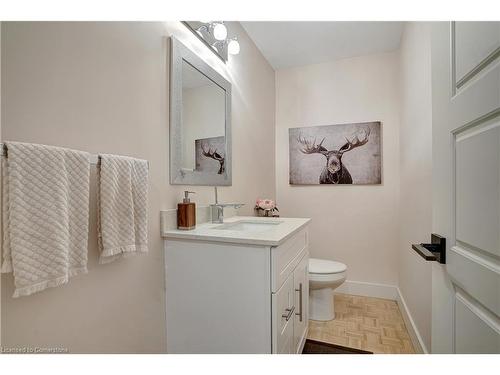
[195,136,226,175]
[288,121,381,185]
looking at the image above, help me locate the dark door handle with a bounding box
[411,234,446,264]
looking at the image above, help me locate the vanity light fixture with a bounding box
[211,37,240,55]
[227,37,240,55]
[195,22,211,35]
[212,22,228,41]
[184,21,240,61]
[196,21,227,41]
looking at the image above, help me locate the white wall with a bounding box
[275,52,400,286]
[0,21,275,353]
[398,22,433,352]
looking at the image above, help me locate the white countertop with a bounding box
[162,216,311,246]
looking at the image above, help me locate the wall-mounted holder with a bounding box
[412,234,446,264]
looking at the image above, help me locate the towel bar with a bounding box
[0,142,148,168]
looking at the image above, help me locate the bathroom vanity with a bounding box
[162,216,311,353]
[166,38,311,353]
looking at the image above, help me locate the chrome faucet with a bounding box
[210,187,244,224]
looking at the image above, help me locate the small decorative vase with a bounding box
[254,207,279,218]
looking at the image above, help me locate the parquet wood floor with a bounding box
[308,293,416,354]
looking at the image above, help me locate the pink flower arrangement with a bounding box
[255,198,279,217]
[256,198,276,210]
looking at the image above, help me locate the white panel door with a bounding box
[431,22,500,353]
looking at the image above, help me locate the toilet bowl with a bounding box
[309,258,347,321]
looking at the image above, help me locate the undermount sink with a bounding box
[214,219,284,232]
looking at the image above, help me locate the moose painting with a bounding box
[289,122,381,185]
[195,136,226,175]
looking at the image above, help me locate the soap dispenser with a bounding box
[177,191,196,230]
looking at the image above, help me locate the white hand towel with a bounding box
[97,154,148,264]
[1,142,90,297]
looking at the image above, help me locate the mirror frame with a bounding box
[169,36,232,186]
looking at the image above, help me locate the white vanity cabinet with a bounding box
[293,254,309,352]
[271,253,309,354]
[271,229,309,354]
[163,217,310,354]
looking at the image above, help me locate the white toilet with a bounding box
[308,258,347,321]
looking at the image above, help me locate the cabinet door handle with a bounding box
[282,306,295,321]
[295,283,303,322]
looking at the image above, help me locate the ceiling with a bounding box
[240,21,404,69]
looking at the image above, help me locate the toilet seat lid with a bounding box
[309,258,347,274]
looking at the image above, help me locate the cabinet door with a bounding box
[293,252,309,353]
[272,273,295,353]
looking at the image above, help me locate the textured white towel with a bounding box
[1,142,90,297]
[97,154,148,264]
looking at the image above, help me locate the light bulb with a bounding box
[212,22,227,41]
[228,39,240,55]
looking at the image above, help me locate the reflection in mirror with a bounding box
[170,37,232,186]
[181,60,226,174]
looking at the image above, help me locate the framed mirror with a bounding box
[169,37,232,185]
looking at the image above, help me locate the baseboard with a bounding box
[335,280,428,354]
[396,288,429,354]
[335,280,398,300]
